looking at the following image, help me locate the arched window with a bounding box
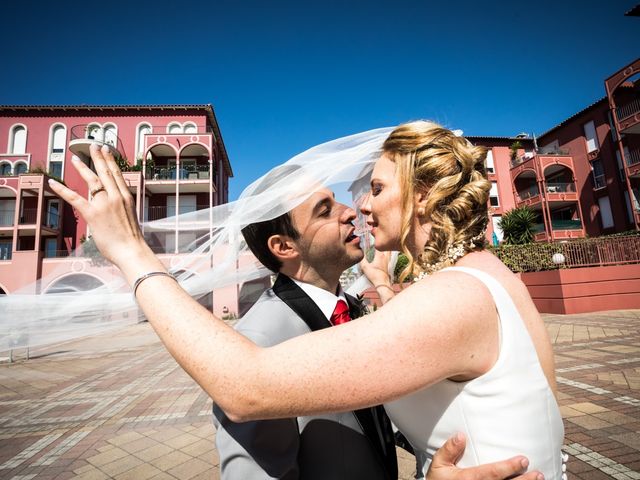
[51,125,66,153]
[15,162,28,175]
[10,125,27,154]
[168,123,182,134]
[137,123,152,155]
[104,124,117,147]
[184,123,197,134]
[49,124,66,179]
[86,123,102,141]
[0,162,12,176]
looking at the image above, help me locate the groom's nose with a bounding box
[338,203,356,224]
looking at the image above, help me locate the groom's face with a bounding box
[290,188,363,272]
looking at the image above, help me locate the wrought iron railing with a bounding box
[492,234,640,272]
[516,185,540,200]
[69,124,127,161]
[145,164,211,181]
[146,205,210,221]
[625,148,640,167]
[616,98,640,122]
[546,182,576,193]
[18,209,37,224]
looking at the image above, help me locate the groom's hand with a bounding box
[426,433,544,480]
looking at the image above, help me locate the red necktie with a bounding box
[331,300,351,325]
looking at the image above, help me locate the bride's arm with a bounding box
[50,144,498,421]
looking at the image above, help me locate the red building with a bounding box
[474,58,640,244]
[0,105,234,312]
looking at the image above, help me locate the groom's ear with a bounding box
[267,234,299,263]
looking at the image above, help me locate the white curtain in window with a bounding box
[597,196,614,229]
[52,126,66,153]
[11,126,27,154]
[486,149,495,173]
[104,125,117,146]
[583,121,599,153]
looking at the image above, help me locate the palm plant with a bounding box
[498,206,537,245]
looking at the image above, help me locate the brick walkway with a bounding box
[0,310,639,480]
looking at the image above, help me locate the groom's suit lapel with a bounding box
[271,274,397,480]
[272,274,331,331]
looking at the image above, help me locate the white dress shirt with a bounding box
[292,279,347,324]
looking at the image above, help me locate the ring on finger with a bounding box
[90,186,107,197]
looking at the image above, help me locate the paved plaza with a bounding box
[0,310,639,480]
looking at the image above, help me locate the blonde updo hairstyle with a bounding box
[382,121,491,281]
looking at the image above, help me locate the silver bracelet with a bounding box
[132,271,176,297]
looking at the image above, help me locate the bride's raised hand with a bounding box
[47,143,150,270]
[359,249,396,304]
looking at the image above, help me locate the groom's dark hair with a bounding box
[241,165,302,273]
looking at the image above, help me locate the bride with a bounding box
[48,120,564,479]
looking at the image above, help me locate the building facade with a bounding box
[0,105,235,314]
[479,58,640,244]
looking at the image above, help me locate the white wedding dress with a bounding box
[384,267,566,479]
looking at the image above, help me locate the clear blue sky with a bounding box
[2,0,637,200]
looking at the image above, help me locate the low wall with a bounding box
[517,264,640,314]
[362,264,640,315]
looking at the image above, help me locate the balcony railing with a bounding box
[18,209,37,224]
[616,98,640,122]
[546,182,576,193]
[550,219,583,230]
[533,219,582,233]
[517,185,540,200]
[43,249,73,258]
[538,147,571,156]
[494,234,640,272]
[625,148,640,167]
[0,209,15,226]
[593,174,606,189]
[69,124,127,161]
[145,164,211,181]
[147,205,210,221]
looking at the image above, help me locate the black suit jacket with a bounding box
[271,274,398,480]
[212,274,398,480]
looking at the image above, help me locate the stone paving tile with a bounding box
[0,312,639,479]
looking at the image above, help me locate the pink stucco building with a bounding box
[470,58,640,245]
[0,104,240,316]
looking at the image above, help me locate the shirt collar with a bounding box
[291,278,347,321]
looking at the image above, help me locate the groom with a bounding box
[213,187,537,480]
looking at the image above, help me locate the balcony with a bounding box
[145,164,210,181]
[146,205,210,221]
[0,209,15,227]
[533,219,585,242]
[545,182,579,204]
[68,124,127,164]
[625,148,640,178]
[616,98,640,134]
[515,184,542,206]
[18,208,37,225]
[0,154,30,177]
